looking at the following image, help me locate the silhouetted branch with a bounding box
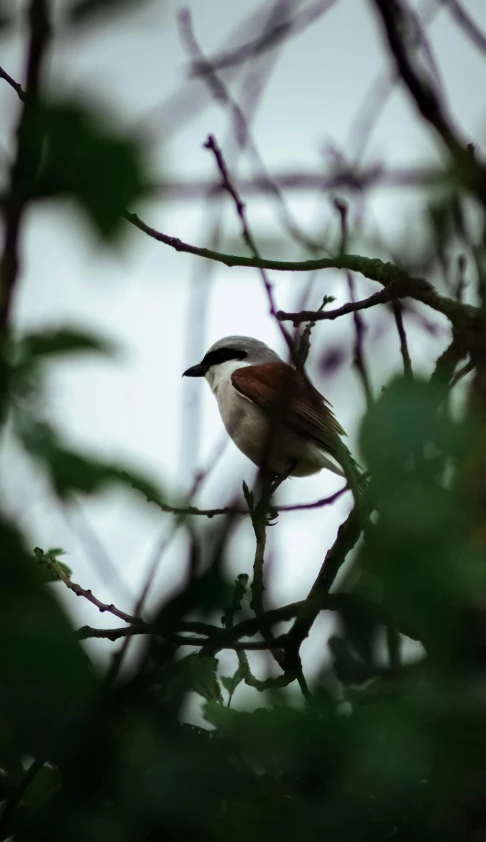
[0,65,26,101]
[285,506,364,658]
[182,11,321,252]
[444,0,486,56]
[77,625,288,650]
[35,548,144,626]
[334,197,373,405]
[152,166,448,200]
[126,211,481,331]
[0,0,50,342]
[188,0,337,76]
[372,0,486,206]
[203,133,296,359]
[277,288,399,324]
[143,485,348,516]
[391,301,413,380]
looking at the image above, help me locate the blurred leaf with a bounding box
[13,327,118,364]
[26,100,149,239]
[19,419,165,502]
[68,0,151,25]
[22,763,59,810]
[221,667,244,699]
[360,376,456,488]
[0,516,95,759]
[34,552,72,584]
[182,655,223,703]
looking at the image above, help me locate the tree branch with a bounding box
[371,0,486,206]
[203,133,296,360]
[124,211,480,330]
[35,548,144,626]
[0,0,50,343]
[0,65,26,101]
[277,288,399,324]
[285,506,364,658]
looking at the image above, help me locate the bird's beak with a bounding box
[182,362,210,377]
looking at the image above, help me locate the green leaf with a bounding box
[0,516,96,759]
[19,420,165,502]
[221,668,244,698]
[182,655,223,703]
[33,548,72,584]
[28,100,149,239]
[203,700,237,730]
[15,328,118,363]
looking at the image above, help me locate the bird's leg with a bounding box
[261,461,296,524]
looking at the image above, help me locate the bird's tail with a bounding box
[335,441,369,501]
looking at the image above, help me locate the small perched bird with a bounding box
[183,335,362,486]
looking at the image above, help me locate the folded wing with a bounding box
[231,362,345,457]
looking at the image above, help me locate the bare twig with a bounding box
[189,0,337,76]
[35,548,144,626]
[0,65,26,101]
[78,624,288,650]
[153,166,449,201]
[142,485,349,516]
[277,288,399,324]
[180,10,320,253]
[391,301,413,380]
[334,197,373,405]
[449,358,474,389]
[204,133,297,361]
[430,334,467,385]
[443,0,486,56]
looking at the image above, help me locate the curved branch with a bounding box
[124,211,480,329]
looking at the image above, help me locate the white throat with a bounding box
[206,359,252,394]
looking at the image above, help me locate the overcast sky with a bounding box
[1,0,485,680]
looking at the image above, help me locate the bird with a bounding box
[183,335,363,489]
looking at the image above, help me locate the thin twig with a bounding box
[189,0,337,76]
[443,0,486,56]
[277,288,399,324]
[34,548,144,626]
[203,134,297,362]
[142,486,348,516]
[449,358,474,389]
[153,166,450,200]
[77,624,288,650]
[181,10,320,253]
[371,0,486,207]
[391,300,413,380]
[334,197,373,405]
[0,65,26,101]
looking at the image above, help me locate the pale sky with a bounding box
[1,0,485,682]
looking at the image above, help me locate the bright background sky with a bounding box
[1,0,485,688]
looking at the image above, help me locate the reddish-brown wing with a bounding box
[231,362,345,454]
